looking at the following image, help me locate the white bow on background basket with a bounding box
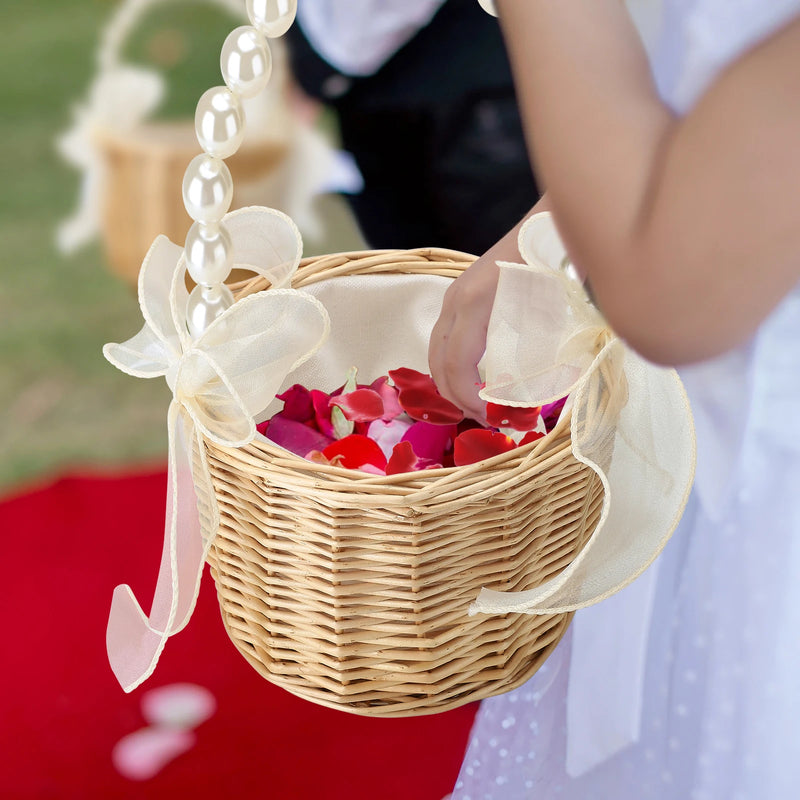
[102,0,696,718]
[56,0,323,285]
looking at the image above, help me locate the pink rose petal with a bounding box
[541,396,568,431]
[112,727,196,781]
[263,415,334,458]
[368,417,413,459]
[358,462,387,475]
[140,683,216,730]
[401,421,456,464]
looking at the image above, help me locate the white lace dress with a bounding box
[450,1,800,797]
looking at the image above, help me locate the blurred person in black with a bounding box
[284,0,540,255]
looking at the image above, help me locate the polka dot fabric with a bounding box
[451,1,800,795]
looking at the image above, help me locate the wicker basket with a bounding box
[199,247,612,718]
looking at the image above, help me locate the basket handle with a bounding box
[97,0,246,75]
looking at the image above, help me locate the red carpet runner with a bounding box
[0,468,476,799]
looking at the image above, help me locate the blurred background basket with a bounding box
[97,113,290,283]
[199,247,615,718]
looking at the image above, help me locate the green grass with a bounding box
[0,0,362,494]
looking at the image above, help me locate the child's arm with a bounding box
[498,0,800,364]
[430,2,800,413]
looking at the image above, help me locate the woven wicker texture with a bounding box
[202,249,608,717]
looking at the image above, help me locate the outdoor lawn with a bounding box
[1,0,360,493]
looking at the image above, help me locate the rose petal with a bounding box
[519,430,546,447]
[368,417,413,459]
[263,415,334,457]
[311,389,336,438]
[389,368,464,425]
[358,462,387,475]
[370,376,403,421]
[112,727,196,781]
[140,683,216,729]
[384,441,418,475]
[401,421,456,464]
[453,429,517,467]
[541,396,568,431]
[486,402,541,432]
[322,434,388,470]
[329,388,385,422]
[276,384,315,423]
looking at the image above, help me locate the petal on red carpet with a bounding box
[0,468,475,799]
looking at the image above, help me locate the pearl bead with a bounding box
[184,221,234,287]
[186,283,235,338]
[221,26,272,98]
[194,86,244,160]
[182,154,233,223]
[477,0,498,16]
[246,0,297,38]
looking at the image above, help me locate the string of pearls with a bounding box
[183,0,297,338]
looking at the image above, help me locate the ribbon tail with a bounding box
[470,343,695,615]
[565,559,660,776]
[106,401,211,692]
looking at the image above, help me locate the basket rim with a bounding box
[203,246,589,495]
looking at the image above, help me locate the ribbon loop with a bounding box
[103,207,330,692]
[476,212,694,614]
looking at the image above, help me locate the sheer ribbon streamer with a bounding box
[476,212,696,774]
[103,207,330,692]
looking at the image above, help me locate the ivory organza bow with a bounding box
[476,212,696,614]
[103,206,330,692]
[477,212,696,776]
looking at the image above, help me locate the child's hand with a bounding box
[428,252,501,423]
[429,201,548,421]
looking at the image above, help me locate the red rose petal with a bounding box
[384,441,417,475]
[519,430,546,447]
[485,402,542,432]
[453,429,517,467]
[370,376,403,420]
[387,367,436,393]
[386,441,441,475]
[329,388,385,422]
[322,434,388,470]
[388,368,464,425]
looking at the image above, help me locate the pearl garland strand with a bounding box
[182,0,499,336]
[183,0,297,338]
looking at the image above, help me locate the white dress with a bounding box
[451,1,800,798]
